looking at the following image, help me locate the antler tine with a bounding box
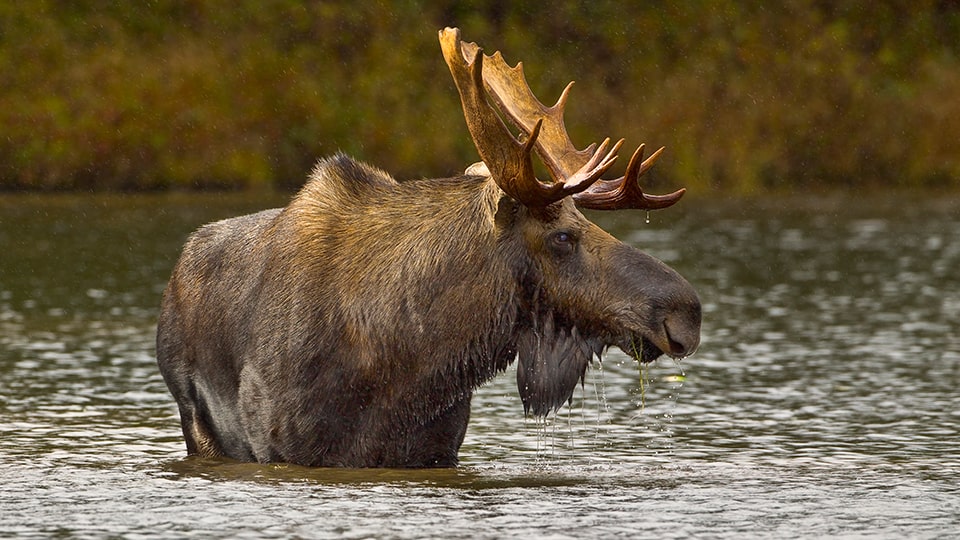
[574,144,686,210]
[441,28,614,211]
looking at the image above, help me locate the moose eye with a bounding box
[548,230,577,255]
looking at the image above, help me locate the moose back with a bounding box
[156,28,701,468]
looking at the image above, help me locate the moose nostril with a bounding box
[663,317,701,358]
[664,292,702,358]
[665,331,690,357]
[667,335,686,357]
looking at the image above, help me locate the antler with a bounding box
[440,28,619,210]
[440,27,684,212]
[473,40,685,212]
[573,144,686,210]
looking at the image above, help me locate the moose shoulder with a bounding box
[156,28,701,468]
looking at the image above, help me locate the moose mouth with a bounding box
[615,322,694,363]
[615,334,665,363]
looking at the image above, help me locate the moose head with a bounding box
[439,28,701,415]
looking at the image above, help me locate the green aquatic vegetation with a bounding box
[631,337,649,414]
[631,337,689,416]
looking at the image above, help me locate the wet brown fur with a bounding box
[157,153,700,467]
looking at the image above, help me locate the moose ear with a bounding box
[465,161,490,176]
[515,314,602,417]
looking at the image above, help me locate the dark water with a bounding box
[2,192,958,539]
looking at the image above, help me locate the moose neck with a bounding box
[283,160,527,418]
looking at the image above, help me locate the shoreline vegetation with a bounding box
[2,2,958,193]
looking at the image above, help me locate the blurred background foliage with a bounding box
[1,0,958,192]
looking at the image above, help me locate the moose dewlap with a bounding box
[156,28,701,468]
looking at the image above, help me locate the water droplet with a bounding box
[645,211,650,224]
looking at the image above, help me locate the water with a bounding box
[2,192,958,538]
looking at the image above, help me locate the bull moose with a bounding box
[156,28,701,468]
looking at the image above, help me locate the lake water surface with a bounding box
[1,192,958,538]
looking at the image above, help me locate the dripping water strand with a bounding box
[661,357,687,444]
[593,358,608,443]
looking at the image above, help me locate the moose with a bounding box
[156,28,701,468]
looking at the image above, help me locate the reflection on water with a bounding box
[1,192,959,538]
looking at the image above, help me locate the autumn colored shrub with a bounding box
[1,1,957,192]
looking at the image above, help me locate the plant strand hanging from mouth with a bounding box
[632,336,648,414]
